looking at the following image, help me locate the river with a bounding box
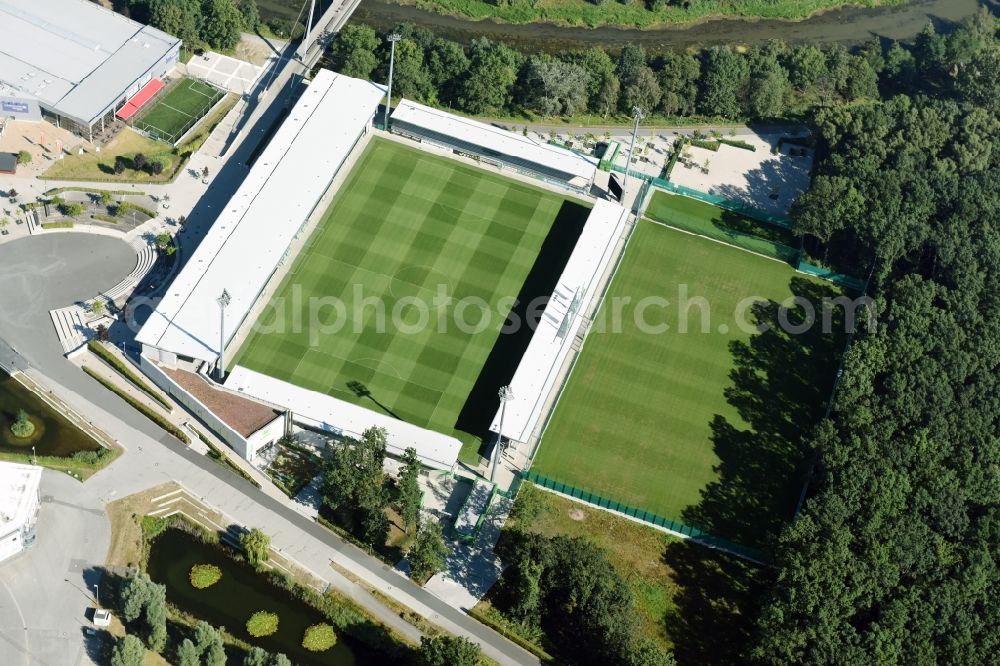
[265,0,992,53]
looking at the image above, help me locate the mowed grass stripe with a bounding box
[234,137,591,445]
[534,219,838,543]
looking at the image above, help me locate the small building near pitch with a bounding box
[0,0,180,141]
[0,461,42,564]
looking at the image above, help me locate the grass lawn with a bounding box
[476,482,766,664]
[533,218,842,545]
[134,78,224,143]
[234,138,590,463]
[645,190,801,263]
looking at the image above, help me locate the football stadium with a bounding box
[136,69,627,472]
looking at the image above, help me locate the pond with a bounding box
[271,0,990,54]
[146,529,375,666]
[0,371,102,457]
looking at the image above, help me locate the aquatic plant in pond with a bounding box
[189,564,222,589]
[303,623,337,652]
[247,610,280,637]
[10,409,35,438]
[0,371,101,456]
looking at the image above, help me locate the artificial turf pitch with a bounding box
[234,138,590,459]
[135,78,223,142]
[533,217,838,543]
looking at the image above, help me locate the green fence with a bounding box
[796,261,866,291]
[520,470,766,562]
[598,141,621,171]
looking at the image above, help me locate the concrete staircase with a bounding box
[103,237,157,305]
[49,305,88,354]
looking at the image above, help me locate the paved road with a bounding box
[0,470,109,666]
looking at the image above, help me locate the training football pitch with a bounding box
[134,78,223,143]
[234,138,590,459]
[533,217,841,545]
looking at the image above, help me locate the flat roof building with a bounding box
[390,98,598,191]
[0,0,181,140]
[0,461,42,564]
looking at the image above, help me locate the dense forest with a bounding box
[329,21,885,121]
[756,10,1000,663]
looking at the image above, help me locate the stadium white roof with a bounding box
[0,461,42,537]
[137,70,386,363]
[225,366,463,471]
[491,199,630,443]
[0,0,179,126]
[391,98,598,183]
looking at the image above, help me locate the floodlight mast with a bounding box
[217,289,231,382]
[491,385,514,484]
[622,106,645,192]
[383,34,402,131]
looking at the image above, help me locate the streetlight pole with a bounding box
[93,583,99,607]
[301,0,317,60]
[491,385,514,484]
[383,33,401,132]
[216,289,231,382]
[622,105,645,191]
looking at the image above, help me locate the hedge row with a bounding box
[718,137,756,151]
[41,221,74,229]
[44,186,146,196]
[467,606,555,662]
[194,428,262,489]
[82,365,190,444]
[88,341,172,410]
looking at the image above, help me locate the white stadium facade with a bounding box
[136,69,627,473]
[0,0,180,140]
[0,461,42,564]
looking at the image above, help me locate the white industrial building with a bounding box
[0,0,180,140]
[0,461,42,564]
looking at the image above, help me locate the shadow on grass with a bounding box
[662,540,770,666]
[454,199,590,454]
[682,277,845,548]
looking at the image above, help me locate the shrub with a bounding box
[140,515,168,539]
[189,563,222,589]
[241,528,271,567]
[81,366,189,443]
[16,150,31,164]
[246,610,279,637]
[302,623,337,652]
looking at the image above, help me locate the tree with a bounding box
[330,24,380,80]
[141,580,167,652]
[241,527,270,567]
[361,500,390,547]
[699,46,749,118]
[616,43,647,89]
[425,38,470,105]
[507,557,543,623]
[521,56,591,116]
[621,66,661,115]
[98,191,113,207]
[110,635,146,666]
[569,48,619,117]
[176,638,200,666]
[114,156,127,175]
[132,153,146,172]
[16,150,31,164]
[398,447,422,532]
[657,50,700,116]
[149,161,164,176]
[456,38,522,115]
[787,44,827,89]
[747,52,788,118]
[409,520,448,584]
[375,38,435,103]
[193,621,226,666]
[118,574,155,623]
[417,635,482,666]
[201,0,243,51]
[89,299,106,316]
[149,0,200,48]
[239,0,260,31]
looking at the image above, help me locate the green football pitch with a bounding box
[533,217,842,545]
[234,138,591,461]
[135,78,223,143]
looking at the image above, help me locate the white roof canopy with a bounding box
[391,98,597,183]
[137,70,385,362]
[225,366,462,470]
[0,0,179,125]
[491,199,630,442]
